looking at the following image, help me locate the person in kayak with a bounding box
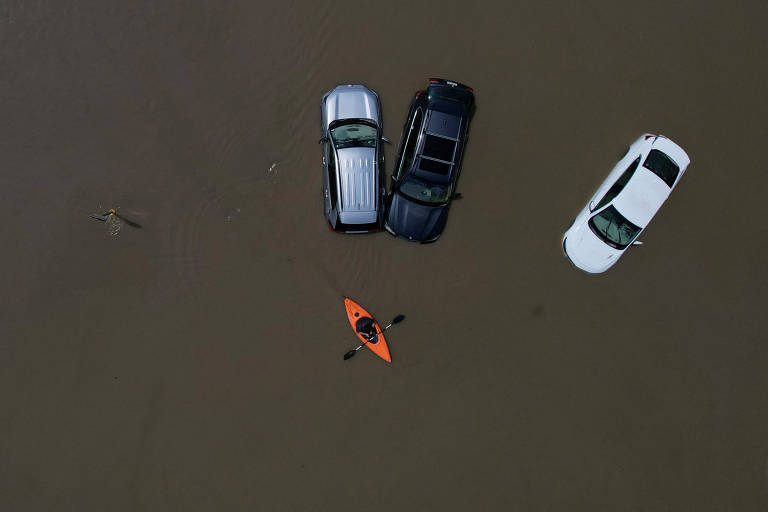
[358,319,379,344]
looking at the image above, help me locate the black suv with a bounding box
[384,79,474,243]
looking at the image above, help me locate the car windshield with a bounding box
[330,122,377,149]
[399,175,451,205]
[588,205,641,250]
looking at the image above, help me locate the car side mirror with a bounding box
[632,240,643,246]
[453,193,463,200]
[318,137,328,144]
[588,201,595,212]
[382,136,391,144]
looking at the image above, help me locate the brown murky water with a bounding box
[2,1,767,510]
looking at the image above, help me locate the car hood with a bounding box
[323,85,381,127]
[386,192,447,241]
[563,223,623,274]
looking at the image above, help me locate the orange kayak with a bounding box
[344,298,391,363]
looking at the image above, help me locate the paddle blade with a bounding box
[343,350,357,360]
[392,314,405,324]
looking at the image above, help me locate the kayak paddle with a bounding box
[343,314,405,360]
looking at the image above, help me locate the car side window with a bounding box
[594,156,641,211]
[397,108,423,179]
[327,143,337,208]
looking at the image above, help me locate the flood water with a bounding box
[2,1,767,510]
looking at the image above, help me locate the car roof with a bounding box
[412,109,463,182]
[336,147,378,224]
[612,168,672,228]
[425,110,462,139]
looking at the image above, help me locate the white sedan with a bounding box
[563,134,690,273]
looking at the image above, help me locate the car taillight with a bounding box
[429,78,472,92]
[416,91,422,97]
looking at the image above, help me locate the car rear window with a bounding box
[418,157,451,175]
[422,135,456,162]
[643,149,679,187]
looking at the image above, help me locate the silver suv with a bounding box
[320,84,388,233]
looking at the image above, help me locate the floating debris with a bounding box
[90,208,116,222]
[89,208,142,234]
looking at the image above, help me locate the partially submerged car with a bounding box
[563,134,691,273]
[320,84,388,233]
[384,78,474,243]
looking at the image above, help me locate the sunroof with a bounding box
[419,157,451,175]
[426,111,462,139]
[422,135,456,162]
